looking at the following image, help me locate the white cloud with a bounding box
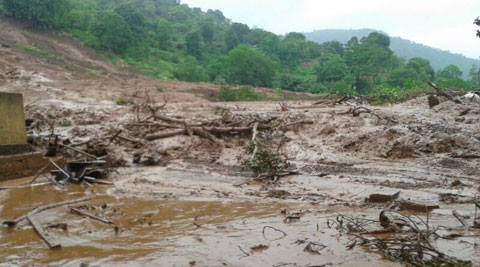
[181,0,480,58]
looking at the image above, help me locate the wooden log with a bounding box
[117,135,146,146]
[69,207,113,225]
[250,122,259,161]
[191,128,221,144]
[3,197,91,227]
[145,129,186,141]
[366,191,400,203]
[398,201,439,212]
[153,114,186,124]
[27,215,62,249]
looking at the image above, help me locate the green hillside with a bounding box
[305,29,480,79]
[1,0,478,103]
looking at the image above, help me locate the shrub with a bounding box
[246,145,283,177]
[218,86,266,102]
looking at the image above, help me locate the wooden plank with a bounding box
[27,215,62,249]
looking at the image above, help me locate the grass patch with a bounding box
[115,97,128,106]
[218,86,268,102]
[15,44,64,63]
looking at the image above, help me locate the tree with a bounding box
[200,19,215,43]
[315,53,349,83]
[437,65,463,80]
[387,58,435,88]
[436,64,467,88]
[93,10,134,54]
[186,30,203,59]
[468,65,479,86]
[154,19,174,50]
[284,32,306,41]
[225,23,250,51]
[362,32,390,47]
[3,0,70,28]
[114,3,146,36]
[321,41,345,55]
[345,32,399,93]
[387,67,419,87]
[475,17,480,37]
[225,45,276,87]
[406,57,435,81]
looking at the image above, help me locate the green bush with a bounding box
[246,145,283,177]
[367,86,428,105]
[174,58,209,82]
[218,86,266,101]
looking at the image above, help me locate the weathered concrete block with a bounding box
[0,92,28,155]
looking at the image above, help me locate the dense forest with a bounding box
[305,29,480,79]
[0,0,479,102]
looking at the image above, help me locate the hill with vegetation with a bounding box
[0,0,478,103]
[305,29,480,79]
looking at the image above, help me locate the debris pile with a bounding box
[327,211,474,266]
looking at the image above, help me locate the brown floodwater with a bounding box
[0,177,476,267]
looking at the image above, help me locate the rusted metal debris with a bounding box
[50,159,109,185]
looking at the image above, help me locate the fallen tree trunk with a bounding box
[145,129,186,141]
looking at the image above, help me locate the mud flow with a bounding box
[0,178,402,267]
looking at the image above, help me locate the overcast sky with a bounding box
[182,0,480,59]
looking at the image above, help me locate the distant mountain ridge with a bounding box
[305,29,479,79]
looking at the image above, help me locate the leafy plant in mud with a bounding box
[246,142,284,178]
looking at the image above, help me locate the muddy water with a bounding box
[0,178,404,267]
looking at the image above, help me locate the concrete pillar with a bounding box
[0,92,29,155]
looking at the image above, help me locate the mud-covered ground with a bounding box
[0,19,479,266]
[1,94,479,266]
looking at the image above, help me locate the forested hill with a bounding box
[1,0,479,101]
[305,29,479,78]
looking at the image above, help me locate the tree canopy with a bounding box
[225,45,276,87]
[3,0,69,28]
